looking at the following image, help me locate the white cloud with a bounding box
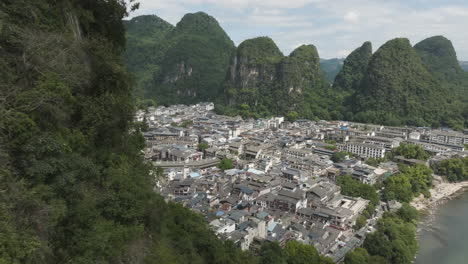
[129,0,468,60]
[343,11,359,23]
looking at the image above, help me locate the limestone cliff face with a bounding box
[279,44,322,95]
[225,37,283,106]
[229,37,282,88]
[225,38,327,115]
[125,12,235,105]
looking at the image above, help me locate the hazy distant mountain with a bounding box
[320,58,344,83]
[460,61,468,71]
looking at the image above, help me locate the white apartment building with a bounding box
[426,131,468,146]
[338,142,386,159]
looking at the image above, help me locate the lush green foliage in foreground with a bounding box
[0,2,248,263]
[345,204,419,264]
[0,2,334,263]
[432,156,468,182]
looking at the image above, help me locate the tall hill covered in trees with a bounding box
[124,12,235,105]
[125,12,468,129]
[351,38,449,126]
[414,36,465,83]
[220,38,344,120]
[413,36,468,129]
[124,15,174,98]
[333,41,372,93]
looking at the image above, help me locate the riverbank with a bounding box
[414,191,468,264]
[411,180,468,212]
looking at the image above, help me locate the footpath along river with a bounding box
[414,191,468,264]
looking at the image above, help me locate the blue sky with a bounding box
[129,0,468,60]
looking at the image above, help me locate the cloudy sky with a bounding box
[128,0,468,60]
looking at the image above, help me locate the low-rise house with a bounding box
[307,181,340,207]
[210,218,236,234]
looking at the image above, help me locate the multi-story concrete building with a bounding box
[424,131,468,146]
[338,142,386,159]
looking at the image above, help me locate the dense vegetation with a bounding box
[259,241,333,264]
[352,38,450,126]
[413,36,468,130]
[220,38,344,120]
[0,2,337,263]
[124,15,174,97]
[333,41,372,92]
[0,2,282,263]
[383,164,433,202]
[218,158,234,171]
[330,152,347,163]
[392,143,430,160]
[345,204,419,264]
[222,36,284,115]
[432,156,468,182]
[337,175,380,205]
[414,36,465,83]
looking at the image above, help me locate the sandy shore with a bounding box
[411,181,468,211]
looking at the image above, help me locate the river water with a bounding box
[414,191,468,264]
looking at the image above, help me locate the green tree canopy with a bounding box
[218,158,234,171]
[331,152,347,163]
[393,143,430,160]
[432,157,468,182]
[337,175,380,205]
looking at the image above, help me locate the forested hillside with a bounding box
[218,37,345,120]
[333,42,372,92]
[351,38,449,126]
[124,12,235,105]
[125,13,468,128]
[124,15,174,98]
[0,1,337,263]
